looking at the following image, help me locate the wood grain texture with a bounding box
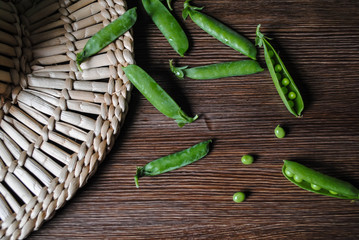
[29,0,359,239]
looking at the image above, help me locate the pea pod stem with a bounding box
[123,64,198,127]
[255,24,304,117]
[169,59,263,80]
[76,7,137,71]
[182,0,257,60]
[143,0,189,56]
[166,0,173,10]
[134,139,212,188]
[282,160,359,200]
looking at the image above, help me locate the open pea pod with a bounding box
[256,24,304,117]
[282,160,359,200]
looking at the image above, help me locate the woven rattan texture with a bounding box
[0,0,134,238]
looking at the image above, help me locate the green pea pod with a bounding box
[123,64,198,127]
[76,7,137,71]
[255,24,304,117]
[169,59,263,80]
[282,160,359,200]
[134,139,212,188]
[143,0,189,57]
[182,0,257,60]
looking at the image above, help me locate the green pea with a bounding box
[183,0,257,60]
[271,58,276,65]
[281,78,290,86]
[311,183,321,191]
[282,160,359,199]
[143,0,189,57]
[241,155,254,165]
[293,175,303,183]
[123,64,198,127]
[169,59,263,80]
[281,87,288,95]
[275,64,282,72]
[268,50,274,58]
[256,24,304,117]
[134,140,212,188]
[285,169,294,178]
[288,91,297,100]
[76,8,137,71]
[288,100,294,108]
[274,125,286,138]
[233,192,246,203]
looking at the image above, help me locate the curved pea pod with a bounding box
[123,64,198,127]
[255,24,304,117]
[182,0,257,60]
[76,7,137,71]
[142,0,189,57]
[169,59,263,80]
[282,160,359,200]
[134,139,212,188]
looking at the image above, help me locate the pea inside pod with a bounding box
[182,0,257,60]
[282,160,359,199]
[134,139,212,188]
[255,24,304,117]
[123,64,198,127]
[169,59,263,80]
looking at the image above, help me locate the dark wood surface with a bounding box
[29,0,359,239]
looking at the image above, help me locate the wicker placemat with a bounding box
[0,0,133,238]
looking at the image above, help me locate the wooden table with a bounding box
[29,0,359,239]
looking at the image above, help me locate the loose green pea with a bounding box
[275,64,282,72]
[233,192,246,203]
[274,125,286,138]
[281,78,290,86]
[241,155,254,165]
[288,91,297,100]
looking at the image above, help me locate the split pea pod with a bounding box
[169,59,263,80]
[282,160,359,200]
[182,0,257,60]
[134,139,212,188]
[76,7,137,70]
[142,0,189,57]
[123,64,198,127]
[255,24,304,117]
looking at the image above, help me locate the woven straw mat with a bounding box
[0,0,134,238]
